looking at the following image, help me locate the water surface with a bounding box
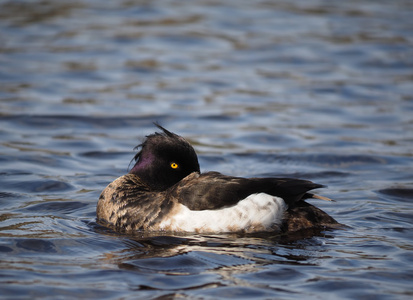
[1,0,413,299]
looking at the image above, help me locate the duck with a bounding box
[96,124,339,233]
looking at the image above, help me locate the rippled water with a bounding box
[1,0,413,299]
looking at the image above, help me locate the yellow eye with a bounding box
[170,162,179,169]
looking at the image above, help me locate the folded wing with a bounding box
[168,171,325,210]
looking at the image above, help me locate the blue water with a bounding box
[1,0,413,299]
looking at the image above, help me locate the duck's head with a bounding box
[129,124,200,191]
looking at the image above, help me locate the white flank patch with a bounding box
[157,193,287,233]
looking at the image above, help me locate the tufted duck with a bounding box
[96,124,339,233]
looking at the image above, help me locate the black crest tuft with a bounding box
[128,123,178,170]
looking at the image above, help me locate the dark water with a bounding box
[1,0,413,298]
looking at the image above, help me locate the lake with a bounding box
[1,0,412,299]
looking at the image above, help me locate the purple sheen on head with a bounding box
[129,152,153,174]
